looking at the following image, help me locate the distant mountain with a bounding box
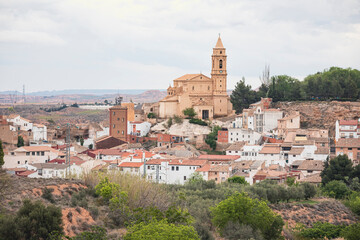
[0,89,166,96]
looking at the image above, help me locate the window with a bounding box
[113,124,115,128]
[219,59,223,69]
[348,148,353,150]
[17,161,20,164]
[220,51,222,54]
[189,166,191,170]
[176,166,179,171]
[32,152,35,156]
[113,112,115,115]
[172,166,175,171]
[192,86,194,91]
[147,166,150,169]
[184,176,187,181]
[293,155,296,157]
[26,152,30,156]
[117,118,120,121]
[122,131,124,135]
[229,151,231,153]
[122,118,125,122]
[117,131,120,134]
[41,151,44,156]
[37,152,40,156]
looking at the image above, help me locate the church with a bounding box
[158,36,233,120]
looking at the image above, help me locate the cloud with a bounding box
[0,0,359,92]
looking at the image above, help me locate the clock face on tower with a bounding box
[220,70,223,73]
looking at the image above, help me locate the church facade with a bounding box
[159,37,233,120]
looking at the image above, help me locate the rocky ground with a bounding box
[274,101,360,137]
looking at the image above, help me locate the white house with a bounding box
[118,162,144,176]
[128,121,151,137]
[240,145,262,161]
[335,119,359,142]
[228,128,262,144]
[27,163,69,178]
[7,115,33,131]
[145,159,207,185]
[32,123,47,141]
[258,144,283,167]
[4,146,60,169]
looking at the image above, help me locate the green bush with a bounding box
[189,118,207,126]
[42,187,55,203]
[124,220,200,240]
[173,115,183,124]
[322,180,351,199]
[295,222,344,239]
[211,192,284,240]
[147,112,156,119]
[183,108,197,119]
[341,223,360,240]
[344,192,360,216]
[227,176,247,184]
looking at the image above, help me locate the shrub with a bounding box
[344,192,360,216]
[211,192,284,240]
[42,187,55,203]
[183,108,196,119]
[322,180,351,199]
[124,220,200,240]
[341,223,360,240]
[147,112,156,119]
[167,117,173,128]
[295,222,344,239]
[173,115,183,124]
[189,118,207,126]
[300,182,317,200]
[227,176,247,184]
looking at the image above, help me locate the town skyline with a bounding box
[1,0,359,92]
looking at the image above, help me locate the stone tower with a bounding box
[211,36,227,95]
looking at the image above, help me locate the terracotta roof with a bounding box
[197,155,240,161]
[315,147,329,155]
[292,140,315,146]
[20,117,31,122]
[33,123,46,127]
[298,173,322,183]
[279,114,299,121]
[30,163,69,170]
[7,114,20,119]
[174,74,201,81]
[95,136,127,149]
[259,144,280,154]
[214,36,224,48]
[226,142,246,151]
[289,147,304,155]
[339,120,358,126]
[297,160,324,171]
[109,105,127,110]
[17,146,58,153]
[231,160,254,170]
[209,164,230,172]
[5,168,27,172]
[146,159,207,166]
[196,164,211,172]
[119,162,144,168]
[336,138,360,148]
[17,170,36,177]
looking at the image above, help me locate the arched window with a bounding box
[219,59,223,69]
[192,86,194,91]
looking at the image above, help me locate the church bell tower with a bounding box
[211,36,227,95]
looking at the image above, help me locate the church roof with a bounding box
[174,74,201,81]
[215,36,224,48]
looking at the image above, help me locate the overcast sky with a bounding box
[0,0,359,93]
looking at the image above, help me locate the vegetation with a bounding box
[147,112,156,119]
[183,108,197,119]
[230,67,360,113]
[41,104,68,112]
[321,155,355,185]
[80,136,84,146]
[167,117,173,128]
[322,180,351,199]
[173,115,183,124]
[0,140,4,168]
[42,187,56,203]
[211,192,284,240]
[0,199,63,240]
[124,220,200,240]
[189,118,207,126]
[205,126,221,150]
[227,176,247,184]
[17,136,24,147]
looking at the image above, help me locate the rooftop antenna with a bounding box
[115,96,123,105]
[66,123,71,177]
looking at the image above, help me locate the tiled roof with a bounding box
[209,165,230,172]
[119,162,144,168]
[298,173,322,183]
[315,147,329,154]
[17,146,58,153]
[297,160,324,171]
[339,120,358,126]
[174,74,201,81]
[289,147,304,155]
[197,155,240,161]
[30,163,69,170]
[17,170,36,176]
[231,160,254,169]
[336,138,360,148]
[292,140,315,146]
[146,159,207,166]
[226,142,246,151]
[259,144,281,154]
[196,164,211,172]
[215,36,224,48]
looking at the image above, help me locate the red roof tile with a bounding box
[339,120,358,126]
[119,162,144,168]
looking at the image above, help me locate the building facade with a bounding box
[159,37,233,119]
[109,105,128,141]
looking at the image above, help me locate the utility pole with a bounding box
[23,85,26,104]
[143,150,146,178]
[66,123,71,177]
[156,165,159,183]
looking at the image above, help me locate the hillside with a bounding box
[274,101,360,137]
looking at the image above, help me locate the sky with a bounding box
[0,0,359,93]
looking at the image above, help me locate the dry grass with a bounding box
[82,171,172,211]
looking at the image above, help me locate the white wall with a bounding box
[228,128,261,144]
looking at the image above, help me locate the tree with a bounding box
[0,140,4,168]
[147,112,156,119]
[341,223,360,240]
[80,137,84,146]
[227,176,247,184]
[211,192,284,240]
[0,199,63,240]
[183,108,196,119]
[301,182,317,200]
[205,126,221,150]
[124,220,200,240]
[17,136,24,147]
[321,155,354,185]
[322,180,351,199]
[230,78,259,114]
[89,144,93,150]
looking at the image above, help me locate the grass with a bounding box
[201,149,225,155]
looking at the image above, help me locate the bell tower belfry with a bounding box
[211,35,227,95]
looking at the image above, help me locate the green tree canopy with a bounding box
[17,136,24,148]
[230,77,259,114]
[0,140,4,168]
[320,155,354,185]
[183,108,197,119]
[211,192,284,240]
